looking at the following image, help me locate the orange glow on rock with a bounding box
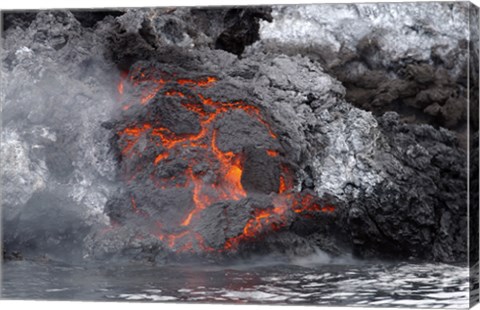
[266,150,279,157]
[292,193,336,214]
[117,124,152,157]
[164,90,185,97]
[117,71,129,96]
[154,152,169,165]
[118,80,124,95]
[177,76,218,87]
[114,69,335,255]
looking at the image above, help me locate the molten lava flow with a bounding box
[181,169,211,227]
[118,79,124,95]
[114,69,335,255]
[154,152,169,165]
[117,124,152,157]
[177,76,218,86]
[278,165,293,194]
[292,193,336,214]
[266,150,279,157]
[117,71,129,95]
[164,90,185,97]
[210,130,247,200]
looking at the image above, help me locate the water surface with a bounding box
[2,258,469,308]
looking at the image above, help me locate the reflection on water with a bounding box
[2,256,469,308]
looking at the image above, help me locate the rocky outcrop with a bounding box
[254,3,474,141]
[1,5,473,264]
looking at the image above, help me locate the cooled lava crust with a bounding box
[103,61,337,257]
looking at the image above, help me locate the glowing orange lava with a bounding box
[114,69,335,254]
[266,150,279,157]
[117,71,129,95]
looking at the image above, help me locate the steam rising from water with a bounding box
[291,248,356,267]
[1,15,127,260]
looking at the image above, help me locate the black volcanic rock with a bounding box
[2,12,37,31]
[347,112,468,262]
[71,10,125,28]
[150,96,201,135]
[241,146,281,195]
[215,110,277,152]
[194,200,252,249]
[214,7,273,56]
[1,6,474,264]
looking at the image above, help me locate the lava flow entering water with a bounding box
[112,66,335,255]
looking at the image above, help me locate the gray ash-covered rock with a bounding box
[1,5,473,264]
[254,2,474,144]
[103,7,271,69]
[2,11,37,31]
[350,112,467,262]
[71,10,125,28]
